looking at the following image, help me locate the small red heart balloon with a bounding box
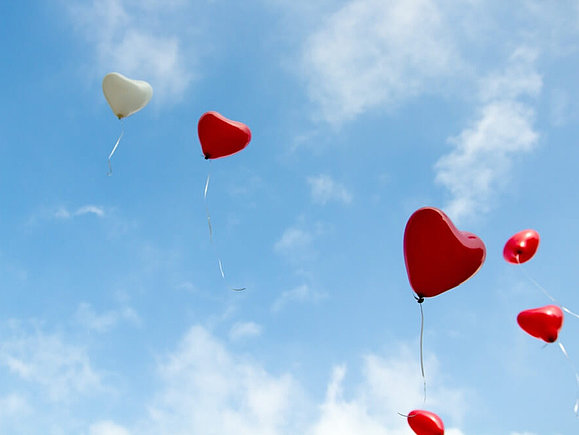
[198,111,251,160]
[503,229,540,264]
[517,305,564,343]
[407,409,444,435]
[403,207,486,298]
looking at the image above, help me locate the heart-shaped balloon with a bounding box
[102,72,153,119]
[407,410,444,435]
[403,207,486,298]
[517,305,564,343]
[198,111,251,159]
[503,229,540,264]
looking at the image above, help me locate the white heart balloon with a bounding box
[102,72,153,119]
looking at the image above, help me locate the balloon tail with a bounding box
[203,169,245,292]
[516,256,579,319]
[218,258,225,279]
[107,119,124,176]
[558,342,579,416]
[416,296,427,402]
[204,174,213,240]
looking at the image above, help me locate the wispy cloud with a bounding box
[435,48,541,222]
[66,0,195,104]
[89,421,132,435]
[95,326,469,434]
[144,325,303,434]
[308,174,352,205]
[301,0,463,124]
[0,394,30,418]
[0,323,104,402]
[75,302,140,333]
[274,227,314,256]
[229,321,263,341]
[53,205,106,220]
[308,350,467,435]
[271,284,328,312]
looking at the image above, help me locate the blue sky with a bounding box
[2,0,579,434]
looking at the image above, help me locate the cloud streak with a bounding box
[308,174,352,205]
[435,48,541,222]
[53,205,106,220]
[75,302,140,333]
[271,284,328,312]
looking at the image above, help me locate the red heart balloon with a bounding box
[407,409,444,435]
[517,305,564,343]
[198,111,251,160]
[503,229,540,264]
[403,207,486,298]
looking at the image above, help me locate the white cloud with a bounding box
[229,322,263,341]
[274,227,313,255]
[308,350,467,435]
[435,48,541,222]
[122,326,468,434]
[0,324,104,402]
[52,205,106,220]
[89,421,132,435]
[0,394,30,417]
[144,325,304,435]
[75,205,106,217]
[301,0,463,124]
[66,0,195,104]
[308,174,352,205]
[75,302,140,333]
[271,284,328,312]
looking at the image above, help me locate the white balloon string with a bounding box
[415,297,427,402]
[516,256,579,319]
[203,168,246,292]
[204,173,213,240]
[557,342,579,416]
[218,258,225,279]
[107,119,124,176]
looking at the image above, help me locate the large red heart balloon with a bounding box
[407,409,444,435]
[403,207,486,298]
[198,111,251,159]
[517,305,564,343]
[503,229,540,264]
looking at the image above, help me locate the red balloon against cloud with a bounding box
[198,111,251,160]
[517,305,564,343]
[403,207,486,299]
[503,229,540,264]
[407,409,444,435]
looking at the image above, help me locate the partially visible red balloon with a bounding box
[503,229,540,264]
[517,305,564,343]
[198,111,251,160]
[403,207,486,299]
[407,409,444,435]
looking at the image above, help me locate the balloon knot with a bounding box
[414,296,424,304]
[204,154,210,160]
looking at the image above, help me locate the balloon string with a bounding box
[516,256,579,319]
[203,170,246,291]
[557,342,579,416]
[416,296,427,402]
[107,119,124,176]
[204,173,213,241]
